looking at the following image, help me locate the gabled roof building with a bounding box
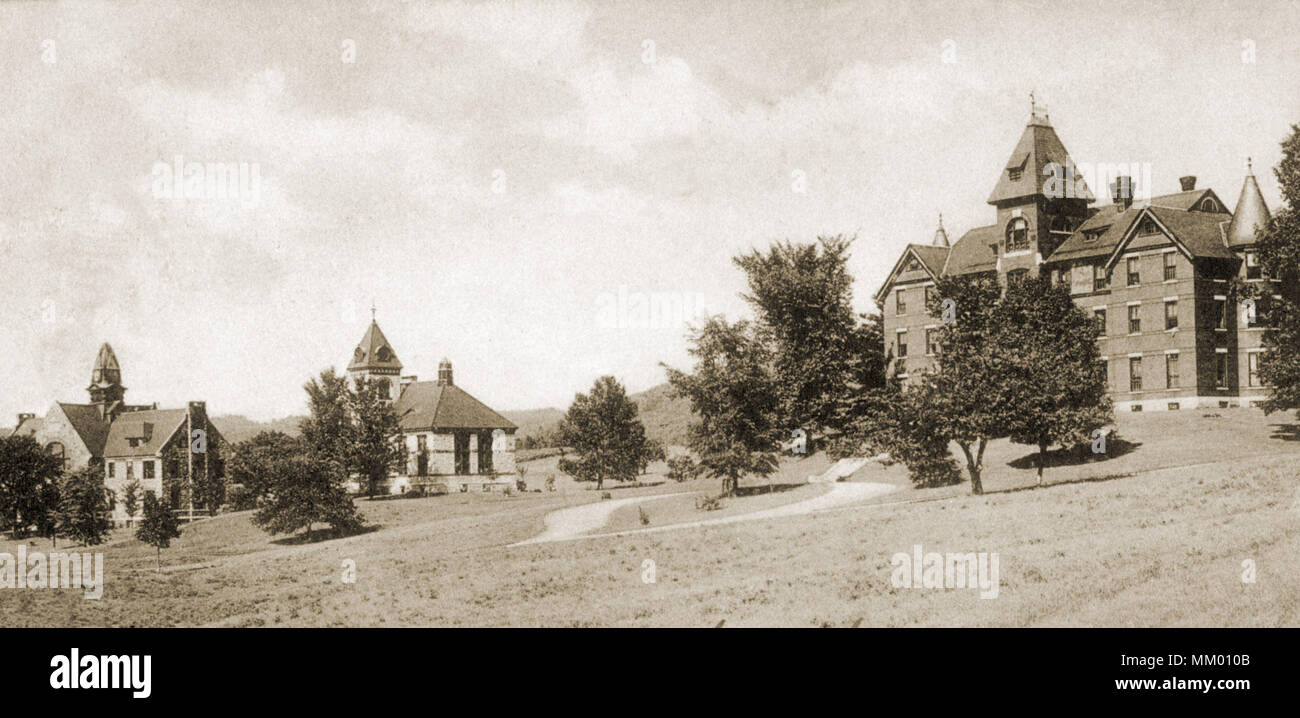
[876,106,1292,411]
[345,318,517,494]
[10,343,223,524]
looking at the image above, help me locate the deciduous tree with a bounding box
[558,376,654,491]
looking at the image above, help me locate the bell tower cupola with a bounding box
[87,342,126,410]
[347,308,403,402]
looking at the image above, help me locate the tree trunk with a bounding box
[958,442,984,495]
[155,546,161,573]
[1037,443,1047,485]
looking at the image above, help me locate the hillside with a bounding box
[205,382,694,448]
[509,382,695,448]
[211,414,305,444]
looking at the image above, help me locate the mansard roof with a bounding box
[394,381,516,432]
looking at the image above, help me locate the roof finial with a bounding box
[371,300,376,321]
[1247,156,1253,174]
[938,212,944,229]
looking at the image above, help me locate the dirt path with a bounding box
[509,492,697,546]
[513,481,898,545]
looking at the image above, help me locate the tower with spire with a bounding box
[347,310,404,402]
[986,92,1094,279]
[87,342,126,417]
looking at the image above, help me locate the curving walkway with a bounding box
[509,492,696,546]
[512,481,898,546]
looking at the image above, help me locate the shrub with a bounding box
[545,474,556,492]
[666,455,700,482]
[600,491,612,500]
[695,494,724,512]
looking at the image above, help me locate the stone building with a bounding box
[876,106,1293,411]
[345,318,518,494]
[9,343,222,524]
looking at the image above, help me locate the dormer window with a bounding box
[353,348,365,363]
[1199,197,1219,212]
[1008,167,1023,182]
[1050,216,1072,234]
[1006,217,1029,252]
[377,347,391,362]
[1139,218,1157,235]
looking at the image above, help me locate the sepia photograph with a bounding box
[1,0,1296,700]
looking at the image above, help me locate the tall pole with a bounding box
[186,408,194,522]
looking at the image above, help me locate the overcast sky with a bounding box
[1,0,1298,422]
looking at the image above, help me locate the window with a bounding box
[1164,300,1178,330]
[1008,167,1023,182]
[1127,256,1140,286]
[1246,297,1259,327]
[126,461,134,479]
[1245,251,1261,280]
[1128,305,1141,334]
[416,434,428,477]
[1006,217,1029,252]
[1215,354,1228,388]
[1094,308,1107,335]
[1248,353,1259,387]
[924,286,934,307]
[1139,218,1157,235]
[1166,353,1179,389]
[1129,357,1143,392]
[1099,359,1109,388]
[143,460,156,479]
[896,289,906,315]
[1164,252,1177,281]
[1007,268,1029,285]
[1215,299,1227,330]
[454,432,470,475]
[1094,265,1108,292]
[1200,197,1219,212]
[108,462,115,478]
[897,330,909,358]
[926,329,938,356]
[1050,216,1071,234]
[1049,268,1061,286]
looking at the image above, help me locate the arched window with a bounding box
[1006,217,1029,251]
[1050,215,1072,234]
[353,347,365,363]
[46,442,66,471]
[377,347,391,362]
[1199,197,1219,212]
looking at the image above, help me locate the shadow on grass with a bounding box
[271,524,382,546]
[989,469,1141,496]
[1269,423,1300,441]
[1006,437,1143,471]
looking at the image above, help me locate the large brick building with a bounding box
[9,343,222,524]
[876,107,1291,412]
[345,318,518,494]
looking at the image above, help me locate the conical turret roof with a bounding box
[347,320,403,372]
[932,214,950,247]
[1226,159,1271,247]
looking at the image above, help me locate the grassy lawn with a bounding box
[2,407,1297,627]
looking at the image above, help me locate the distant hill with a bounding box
[211,414,305,444]
[507,382,695,449]
[208,382,696,448]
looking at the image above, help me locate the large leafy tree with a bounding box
[58,466,113,546]
[300,368,352,470]
[227,431,306,501]
[664,318,781,496]
[924,275,1011,495]
[1257,123,1300,417]
[558,376,654,491]
[348,376,404,499]
[252,453,365,542]
[827,384,961,488]
[0,435,64,538]
[734,235,880,434]
[997,276,1112,483]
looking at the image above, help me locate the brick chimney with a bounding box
[1110,175,1134,209]
[437,359,453,386]
[1179,175,1197,191]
